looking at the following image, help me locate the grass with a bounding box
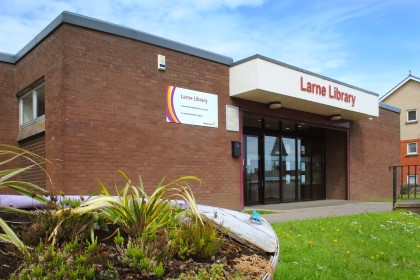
[370,195,420,202]
[272,211,420,280]
[243,210,277,215]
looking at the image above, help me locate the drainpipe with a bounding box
[346,128,350,200]
[239,110,244,209]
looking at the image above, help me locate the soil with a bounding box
[0,212,273,279]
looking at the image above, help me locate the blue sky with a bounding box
[1,0,419,96]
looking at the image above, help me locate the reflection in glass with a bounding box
[245,136,260,203]
[264,136,280,201]
[243,114,262,128]
[299,138,312,200]
[312,140,325,200]
[282,137,296,202]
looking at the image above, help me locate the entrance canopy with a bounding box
[230,55,379,120]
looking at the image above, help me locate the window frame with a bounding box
[407,175,418,185]
[407,142,418,155]
[407,109,417,123]
[19,83,45,127]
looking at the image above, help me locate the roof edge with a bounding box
[0,52,15,63]
[380,74,420,101]
[232,54,379,97]
[379,102,400,113]
[0,11,233,65]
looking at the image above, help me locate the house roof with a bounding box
[380,74,420,101]
[0,11,233,65]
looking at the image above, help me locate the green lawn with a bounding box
[370,196,419,202]
[243,210,277,215]
[272,211,420,280]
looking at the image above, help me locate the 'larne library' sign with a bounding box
[300,76,356,107]
[166,86,218,128]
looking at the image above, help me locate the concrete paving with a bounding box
[244,200,393,224]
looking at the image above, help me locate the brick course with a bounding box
[349,108,400,200]
[325,129,347,199]
[18,133,46,188]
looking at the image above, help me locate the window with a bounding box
[407,175,418,185]
[19,83,45,126]
[407,109,417,122]
[407,142,418,155]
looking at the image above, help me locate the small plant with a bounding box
[113,229,125,245]
[64,238,79,253]
[174,219,224,260]
[12,240,97,280]
[85,230,98,253]
[154,262,165,277]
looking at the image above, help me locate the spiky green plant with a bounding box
[0,217,29,258]
[0,144,53,258]
[60,171,203,238]
[0,144,51,202]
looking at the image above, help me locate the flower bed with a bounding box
[0,145,278,279]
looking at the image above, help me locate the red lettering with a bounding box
[300,77,306,92]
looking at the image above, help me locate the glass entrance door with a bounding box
[264,136,281,202]
[244,135,261,204]
[281,137,296,202]
[243,114,326,205]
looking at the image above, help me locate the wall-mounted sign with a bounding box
[229,57,379,120]
[300,76,356,107]
[226,105,239,132]
[166,86,218,128]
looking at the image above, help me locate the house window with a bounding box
[407,109,417,122]
[407,175,418,185]
[407,142,418,155]
[19,83,45,127]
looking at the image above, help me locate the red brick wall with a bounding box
[55,25,240,209]
[325,129,347,199]
[349,108,400,200]
[22,25,236,209]
[400,139,420,165]
[18,133,46,187]
[0,62,17,146]
[4,24,241,209]
[12,27,65,194]
[0,62,18,194]
[400,139,420,184]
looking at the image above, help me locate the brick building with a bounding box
[0,12,400,209]
[380,74,420,185]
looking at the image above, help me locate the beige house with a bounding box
[380,74,420,184]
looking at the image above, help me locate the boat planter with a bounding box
[198,204,280,279]
[1,194,279,279]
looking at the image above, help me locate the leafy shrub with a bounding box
[64,171,203,239]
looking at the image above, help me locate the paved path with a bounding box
[244,200,393,224]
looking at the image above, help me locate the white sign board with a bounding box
[226,105,239,132]
[166,86,218,128]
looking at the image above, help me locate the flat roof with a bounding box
[233,54,379,97]
[230,56,380,120]
[379,102,400,113]
[0,11,233,65]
